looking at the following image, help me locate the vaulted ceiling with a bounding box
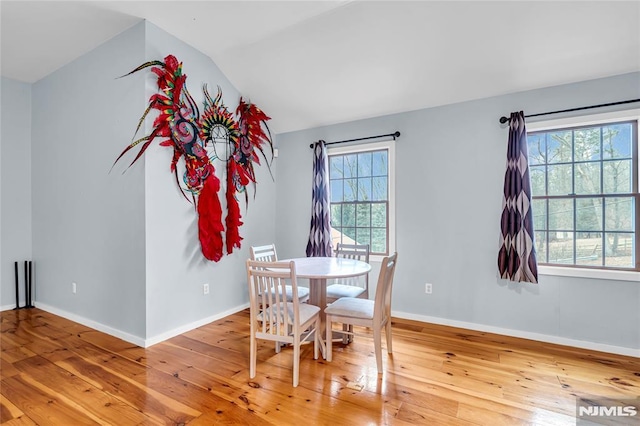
[2,1,639,133]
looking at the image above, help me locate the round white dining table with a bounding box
[284,257,371,356]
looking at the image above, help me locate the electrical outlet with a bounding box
[425,283,433,294]
[203,283,210,295]
[72,282,77,294]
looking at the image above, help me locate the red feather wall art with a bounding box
[113,55,273,262]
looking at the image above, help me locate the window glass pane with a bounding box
[603,160,632,193]
[330,156,343,178]
[371,228,387,253]
[602,124,632,159]
[530,166,546,196]
[547,131,572,163]
[358,152,372,177]
[356,227,371,247]
[576,198,602,231]
[574,162,601,194]
[342,227,356,242]
[532,199,547,230]
[547,164,572,195]
[575,233,603,266]
[548,232,574,264]
[534,231,547,263]
[548,199,573,231]
[330,204,342,227]
[356,203,370,227]
[330,180,343,202]
[372,177,388,201]
[527,133,546,165]
[605,197,633,232]
[371,203,387,228]
[344,179,356,201]
[358,178,372,201]
[342,204,355,227]
[343,154,357,178]
[574,127,601,161]
[372,151,387,176]
[605,233,634,268]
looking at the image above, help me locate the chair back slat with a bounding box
[334,243,370,289]
[373,253,398,323]
[335,243,370,262]
[250,244,278,262]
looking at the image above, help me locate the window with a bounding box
[328,140,395,257]
[527,110,639,273]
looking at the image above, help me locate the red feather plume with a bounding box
[197,174,225,262]
[225,161,243,254]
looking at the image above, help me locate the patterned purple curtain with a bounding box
[306,141,333,257]
[498,111,538,283]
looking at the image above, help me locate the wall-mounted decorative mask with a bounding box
[113,55,273,262]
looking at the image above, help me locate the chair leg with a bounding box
[385,318,393,354]
[293,335,301,387]
[250,335,257,379]
[373,325,383,373]
[342,323,349,344]
[313,318,320,360]
[325,315,333,362]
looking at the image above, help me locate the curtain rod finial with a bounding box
[499,116,510,124]
[394,131,401,138]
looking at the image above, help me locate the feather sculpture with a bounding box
[115,55,273,261]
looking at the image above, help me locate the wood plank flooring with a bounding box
[1,308,638,425]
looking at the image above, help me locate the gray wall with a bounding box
[275,72,640,352]
[31,21,147,338]
[143,22,277,339]
[1,78,32,309]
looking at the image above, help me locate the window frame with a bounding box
[526,108,640,282]
[327,139,396,262]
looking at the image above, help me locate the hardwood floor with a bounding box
[1,308,638,425]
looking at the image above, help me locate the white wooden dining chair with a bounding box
[250,244,310,304]
[324,252,398,373]
[246,259,320,387]
[326,243,370,303]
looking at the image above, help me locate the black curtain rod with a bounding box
[309,131,400,148]
[498,99,640,124]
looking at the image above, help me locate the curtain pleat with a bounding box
[306,141,333,257]
[498,111,538,283]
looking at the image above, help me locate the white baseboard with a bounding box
[31,302,249,348]
[392,310,639,358]
[1,304,20,312]
[34,302,147,347]
[144,302,250,347]
[6,302,635,356]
